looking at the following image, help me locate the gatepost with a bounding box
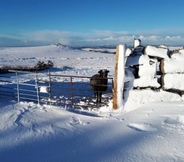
[113,44,126,110]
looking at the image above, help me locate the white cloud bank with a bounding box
[0,29,184,47]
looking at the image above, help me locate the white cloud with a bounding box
[91,30,129,37]
[24,30,72,42]
[164,35,182,41]
[132,28,184,36]
[1,28,184,47]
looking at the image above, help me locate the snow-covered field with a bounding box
[1,44,184,162]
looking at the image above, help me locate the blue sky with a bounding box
[0,0,184,47]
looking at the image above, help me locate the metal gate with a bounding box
[0,70,113,108]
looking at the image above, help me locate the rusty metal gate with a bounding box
[0,70,113,108]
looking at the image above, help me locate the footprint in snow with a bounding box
[163,116,184,126]
[162,116,184,134]
[14,108,29,126]
[127,123,158,132]
[70,117,90,126]
[70,117,82,126]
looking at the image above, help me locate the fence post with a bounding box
[113,44,126,110]
[35,72,40,105]
[15,71,20,102]
[70,76,74,106]
[48,70,52,101]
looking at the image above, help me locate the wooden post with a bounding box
[113,44,126,110]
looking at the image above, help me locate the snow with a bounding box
[162,50,184,73]
[138,58,157,78]
[133,77,160,88]
[145,45,170,60]
[162,73,184,90]
[1,44,184,162]
[125,53,159,88]
[126,54,149,66]
[125,47,132,57]
[133,39,141,48]
[40,86,50,93]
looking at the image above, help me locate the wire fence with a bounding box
[0,70,113,108]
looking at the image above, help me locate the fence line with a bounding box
[0,72,17,99]
[0,70,113,108]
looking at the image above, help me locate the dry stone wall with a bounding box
[125,39,184,95]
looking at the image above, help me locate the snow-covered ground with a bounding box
[1,44,184,162]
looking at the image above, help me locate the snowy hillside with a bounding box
[1,44,184,162]
[0,44,115,70]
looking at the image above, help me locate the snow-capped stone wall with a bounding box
[125,39,184,93]
[122,39,184,108]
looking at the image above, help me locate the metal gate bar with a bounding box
[0,73,17,98]
[1,70,113,108]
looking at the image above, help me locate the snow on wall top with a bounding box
[161,49,184,73]
[134,39,141,48]
[145,45,169,60]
